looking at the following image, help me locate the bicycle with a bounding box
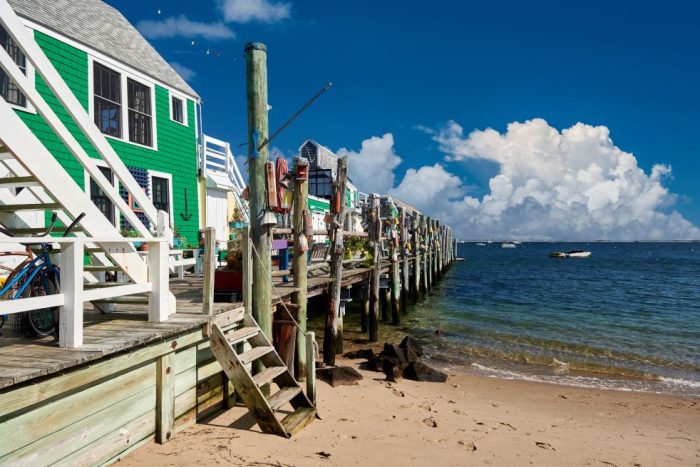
[0,212,85,338]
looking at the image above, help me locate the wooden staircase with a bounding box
[209,314,316,438]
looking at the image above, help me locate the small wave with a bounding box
[658,376,700,389]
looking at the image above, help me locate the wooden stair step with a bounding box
[0,202,61,212]
[280,407,317,437]
[252,366,287,387]
[84,265,122,272]
[239,345,274,365]
[267,386,302,412]
[227,326,259,345]
[0,176,39,188]
[84,282,132,289]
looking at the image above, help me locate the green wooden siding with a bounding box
[15,30,200,243]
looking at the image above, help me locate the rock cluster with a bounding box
[355,336,448,383]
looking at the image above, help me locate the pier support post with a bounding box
[390,210,401,325]
[202,227,216,317]
[324,157,348,365]
[399,207,409,314]
[306,331,316,404]
[292,157,309,379]
[242,225,252,314]
[426,217,433,290]
[245,42,273,342]
[156,352,175,444]
[413,213,421,302]
[368,194,381,342]
[422,216,428,293]
[361,287,369,333]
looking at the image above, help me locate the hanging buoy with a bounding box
[265,161,278,209]
[297,233,309,252]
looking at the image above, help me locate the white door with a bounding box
[206,188,228,243]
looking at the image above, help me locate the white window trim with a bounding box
[84,159,120,227]
[3,26,36,114]
[148,170,174,228]
[88,55,159,151]
[168,90,188,127]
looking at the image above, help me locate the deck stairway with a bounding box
[0,0,175,322]
[201,135,249,223]
[209,314,316,438]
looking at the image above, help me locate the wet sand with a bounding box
[120,356,699,466]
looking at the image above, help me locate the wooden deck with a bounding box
[0,266,381,390]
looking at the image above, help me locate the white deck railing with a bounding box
[0,236,170,349]
[200,134,249,222]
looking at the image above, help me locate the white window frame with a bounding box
[168,90,188,127]
[88,55,158,151]
[148,170,174,228]
[83,159,120,227]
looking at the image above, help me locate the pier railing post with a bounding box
[400,207,409,313]
[293,156,309,378]
[242,225,252,314]
[202,226,216,316]
[368,194,381,342]
[245,42,272,341]
[324,157,348,365]
[413,213,421,302]
[390,208,401,325]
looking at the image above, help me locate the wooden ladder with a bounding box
[209,314,316,438]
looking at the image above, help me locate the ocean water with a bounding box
[401,242,700,397]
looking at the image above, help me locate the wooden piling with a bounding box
[245,42,272,341]
[292,156,309,379]
[390,210,401,325]
[202,227,216,316]
[242,225,252,313]
[399,207,409,313]
[368,194,381,342]
[361,291,369,332]
[305,331,316,404]
[324,157,348,365]
[413,212,421,302]
[422,215,428,293]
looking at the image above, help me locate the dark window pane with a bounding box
[93,62,122,137]
[151,176,170,213]
[90,166,115,224]
[127,79,152,146]
[0,25,27,107]
[171,96,183,123]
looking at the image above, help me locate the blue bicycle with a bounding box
[0,212,84,338]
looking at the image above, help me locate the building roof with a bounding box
[8,0,199,99]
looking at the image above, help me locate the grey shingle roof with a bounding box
[8,0,199,99]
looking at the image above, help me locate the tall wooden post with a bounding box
[245,42,272,340]
[292,157,309,379]
[413,213,421,302]
[368,194,381,342]
[421,216,428,293]
[324,157,348,365]
[202,227,216,316]
[242,226,252,314]
[390,207,401,325]
[437,224,443,278]
[426,217,433,290]
[400,207,409,313]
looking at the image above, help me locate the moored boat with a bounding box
[550,250,592,258]
[501,242,517,249]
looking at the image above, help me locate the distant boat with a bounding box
[550,250,592,258]
[501,242,517,249]
[513,240,522,244]
[476,242,486,246]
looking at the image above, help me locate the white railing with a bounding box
[0,236,170,349]
[200,134,249,222]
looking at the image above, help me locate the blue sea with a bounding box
[402,242,700,397]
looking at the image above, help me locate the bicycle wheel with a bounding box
[25,272,59,337]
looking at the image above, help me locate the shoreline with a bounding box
[121,355,699,466]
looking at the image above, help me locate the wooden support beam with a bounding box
[245,42,273,343]
[156,352,175,444]
[242,225,252,314]
[390,225,400,325]
[324,157,348,364]
[368,194,381,342]
[305,331,316,404]
[202,227,216,316]
[399,207,409,313]
[292,156,309,379]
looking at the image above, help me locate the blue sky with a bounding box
[109,0,699,239]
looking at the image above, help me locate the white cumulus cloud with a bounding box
[342,120,699,241]
[337,133,402,194]
[218,0,291,23]
[137,15,235,40]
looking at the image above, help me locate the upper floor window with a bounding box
[171,96,184,124]
[127,78,152,147]
[93,62,122,137]
[0,25,27,108]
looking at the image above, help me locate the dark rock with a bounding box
[365,355,384,372]
[383,358,404,382]
[344,348,375,360]
[316,366,363,387]
[379,343,406,365]
[399,336,424,362]
[403,361,448,382]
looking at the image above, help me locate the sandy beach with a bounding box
[120,356,699,466]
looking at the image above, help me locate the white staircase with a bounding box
[201,134,249,223]
[0,0,175,346]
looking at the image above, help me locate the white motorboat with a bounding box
[476,242,486,246]
[500,242,517,249]
[550,250,591,258]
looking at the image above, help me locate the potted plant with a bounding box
[229,208,246,230]
[120,228,142,249]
